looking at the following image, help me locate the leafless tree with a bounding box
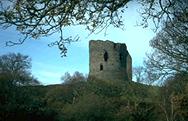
[144,16,188,82]
[133,66,145,83]
[0,0,128,56]
[0,0,187,56]
[61,71,87,84]
[140,0,188,31]
[0,53,40,85]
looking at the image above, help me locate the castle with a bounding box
[89,40,132,81]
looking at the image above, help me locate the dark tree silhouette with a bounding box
[0,0,187,56]
[140,0,188,30]
[0,0,128,56]
[144,15,188,82]
[0,53,40,85]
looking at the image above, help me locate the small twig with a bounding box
[5,34,28,46]
[48,35,79,57]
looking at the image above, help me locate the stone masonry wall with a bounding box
[89,40,132,81]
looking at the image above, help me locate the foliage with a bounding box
[144,7,188,82]
[0,82,57,121]
[131,102,157,121]
[156,73,188,121]
[87,79,123,97]
[0,0,128,56]
[0,0,187,120]
[0,53,40,85]
[140,0,188,83]
[164,73,188,95]
[0,53,53,121]
[1,69,188,121]
[0,0,186,37]
[1,0,187,56]
[172,94,188,121]
[140,0,188,30]
[63,93,116,121]
[45,82,86,106]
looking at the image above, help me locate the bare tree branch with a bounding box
[0,0,129,56]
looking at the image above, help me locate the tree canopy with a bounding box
[0,53,40,85]
[0,0,129,56]
[140,0,188,30]
[144,2,188,82]
[1,0,187,56]
[138,0,188,83]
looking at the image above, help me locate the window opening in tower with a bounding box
[100,64,103,71]
[104,51,108,62]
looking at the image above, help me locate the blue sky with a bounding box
[0,1,156,85]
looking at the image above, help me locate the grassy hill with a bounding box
[24,79,161,121]
[1,78,187,121]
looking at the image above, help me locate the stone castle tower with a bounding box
[89,40,132,81]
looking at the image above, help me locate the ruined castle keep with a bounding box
[89,40,132,81]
